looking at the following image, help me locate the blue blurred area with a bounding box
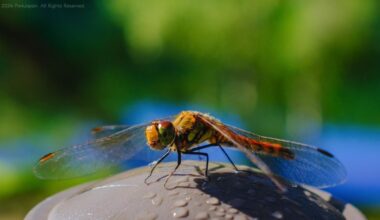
[317,125,380,205]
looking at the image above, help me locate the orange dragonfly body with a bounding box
[35,111,346,190]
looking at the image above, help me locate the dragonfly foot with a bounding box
[144,176,151,185]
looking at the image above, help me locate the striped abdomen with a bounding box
[236,135,294,159]
[210,127,295,160]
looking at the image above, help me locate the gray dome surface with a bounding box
[26,161,366,220]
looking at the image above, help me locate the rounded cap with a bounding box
[26,161,366,220]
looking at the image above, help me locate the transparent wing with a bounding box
[199,115,287,191]
[34,124,150,179]
[227,125,347,188]
[91,125,130,139]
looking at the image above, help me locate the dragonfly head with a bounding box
[146,120,176,150]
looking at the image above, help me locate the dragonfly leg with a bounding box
[144,149,171,185]
[217,144,239,172]
[190,143,217,151]
[164,151,182,189]
[183,151,209,178]
[191,143,239,172]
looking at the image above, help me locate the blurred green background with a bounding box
[1,0,380,219]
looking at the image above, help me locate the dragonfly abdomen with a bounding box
[243,136,294,159]
[216,131,295,160]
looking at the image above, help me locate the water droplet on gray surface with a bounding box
[185,196,192,201]
[227,208,238,214]
[152,196,163,206]
[215,211,225,217]
[209,206,217,211]
[217,207,225,213]
[173,199,188,207]
[172,207,189,218]
[272,211,283,219]
[143,192,157,199]
[233,215,247,220]
[195,212,209,220]
[225,214,233,220]
[304,190,312,197]
[136,212,158,220]
[201,181,208,189]
[206,197,220,205]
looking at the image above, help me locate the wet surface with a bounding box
[193,170,345,220]
[26,161,364,220]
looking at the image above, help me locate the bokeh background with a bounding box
[1,0,380,219]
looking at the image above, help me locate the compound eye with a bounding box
[158,121,172,134]
[158,121,175,146]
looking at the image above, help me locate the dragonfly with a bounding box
[34,111,346,191]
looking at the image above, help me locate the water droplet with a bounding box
[233,215,247,220]
[185,196,192,201]
[217,207,225,213]
[172,207,189,218]
[304,191,312,197]
[174,199,188,207]
[227,208,238,214]
[195,212,209,220]
[152,196,163,206]
[136,212,158,220]
[206,197,220,205]
[272,211,283,219]
[215,211,224,217]
[209,206,217,211]
[143,192,157,199]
